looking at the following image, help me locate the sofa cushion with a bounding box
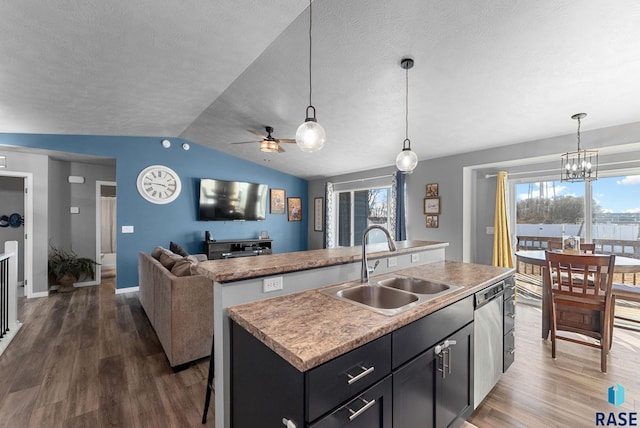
[170,241,189,257]
[159,252,182,270]
[151,246,165,260]
[171,258,194,277]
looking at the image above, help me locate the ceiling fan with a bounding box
[231,126,296,153]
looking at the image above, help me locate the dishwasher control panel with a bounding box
[474,280,505,308]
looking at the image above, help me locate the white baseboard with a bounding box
[29,291,49,298]
[115,286,139,295]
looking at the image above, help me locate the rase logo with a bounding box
[596,384,637,426]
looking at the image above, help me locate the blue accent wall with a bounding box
[0,133,308,289]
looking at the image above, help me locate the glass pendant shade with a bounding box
[396,145,418,173]
[296,118,326,153]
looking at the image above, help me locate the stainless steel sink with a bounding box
[320,276,462,316]
[337,285,418,309]
[378,277,451,294]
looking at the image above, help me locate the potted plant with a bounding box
[48,246,99,292]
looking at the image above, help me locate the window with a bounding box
[335,187,391,247]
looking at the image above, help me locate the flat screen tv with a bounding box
[198,178,268,221]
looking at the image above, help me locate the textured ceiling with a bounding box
[2,1,640,179]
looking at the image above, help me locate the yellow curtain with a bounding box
[492,171,514,268]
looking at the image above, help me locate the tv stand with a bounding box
[203,238,273,260]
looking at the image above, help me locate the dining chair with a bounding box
[545,252,616,372]
[612,283,640,332]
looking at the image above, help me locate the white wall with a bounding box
[309,120,640,264]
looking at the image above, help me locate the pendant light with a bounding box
[560,113,598,182]
[296,0,326,153]
[396,57,418,173]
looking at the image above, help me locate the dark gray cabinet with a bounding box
[231,295,475,428]
[393,300,474,428]
[503,276,516,372]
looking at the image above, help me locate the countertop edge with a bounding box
[228,263,516,372]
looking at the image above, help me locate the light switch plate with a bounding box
[70,207,80,214]
[486,226,495,234]
[388,257,398,268]
[122,225,134,234]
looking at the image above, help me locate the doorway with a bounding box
[0,171,34,297]
[95,181,117,283]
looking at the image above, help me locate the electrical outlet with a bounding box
[388,257,398,268]
[411,253,420,263]
[263,276,283,293]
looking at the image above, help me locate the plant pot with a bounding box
[57,272,77,293]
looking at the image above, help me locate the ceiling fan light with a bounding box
[396,148,418,173]
[260,140,279,153]
[296,119,326,153]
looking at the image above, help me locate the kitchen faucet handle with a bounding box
[368,260,380,274]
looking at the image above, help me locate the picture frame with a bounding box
[426,183,439,197]
[424,197,441,215]
[314,197,324,232]
[287,197,302,221]
[426,215,439,228]
[270,188,286,214]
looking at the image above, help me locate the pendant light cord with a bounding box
[405,65,409,141]
[308,0,313,107]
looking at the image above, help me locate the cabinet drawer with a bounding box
[392,295,474,368]
[504,297,515,333]
[309,376,392,428]
[306,334,391,422]
[503,328,515,372]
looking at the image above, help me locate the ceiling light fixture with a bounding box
[295,0,325,153]
[561,113,598,182]
[396,57,418,173]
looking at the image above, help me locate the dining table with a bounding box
[515,250,640,339]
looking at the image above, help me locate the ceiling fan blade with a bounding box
[231,141,261,145]
[277,145,286,153]
[275,138,296,144]
[248,129,267,139]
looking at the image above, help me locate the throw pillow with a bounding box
[151,246,165,260]
[159,252,182,270]
[170,241,189,257]
[171,258,193,277]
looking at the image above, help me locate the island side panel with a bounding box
[214,247,446,428]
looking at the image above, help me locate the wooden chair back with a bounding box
[545,252,616,372]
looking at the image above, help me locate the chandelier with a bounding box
[561,113,598,182]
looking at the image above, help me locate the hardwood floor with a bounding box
[0,278,214,427]
[2,280,639,427]
[469,301,640,428]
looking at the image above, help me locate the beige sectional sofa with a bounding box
[138,247,213,368]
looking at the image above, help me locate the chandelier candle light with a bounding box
[561,113,598,182]
[396,57,418,173]
[296,0,326,153]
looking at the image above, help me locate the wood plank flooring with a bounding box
[2,279,639,427]
[0,278,214,428]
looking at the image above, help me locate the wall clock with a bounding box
[136,165,182,204]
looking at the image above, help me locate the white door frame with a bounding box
[95,181,117,285]
[0,170,34,298]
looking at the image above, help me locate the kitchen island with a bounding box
[228,261,514,427]
[195,240,449,428]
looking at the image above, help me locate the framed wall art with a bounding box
[424,197,441,215]
[426,215,439,228]
[426,183,439,197]
[287,197,302,221]
[270,188,286,214]
[314,197,324,232]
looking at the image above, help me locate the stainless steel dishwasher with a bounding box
[473,280,505,409]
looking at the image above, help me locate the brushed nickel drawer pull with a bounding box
[347,397,376,421]
[347,365,374,385]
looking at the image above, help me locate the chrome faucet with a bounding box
[361,225,397,283]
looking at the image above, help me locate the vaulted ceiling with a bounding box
[2,1,640,179]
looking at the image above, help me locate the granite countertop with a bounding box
[228,260,515,372]
[195,240,447,282]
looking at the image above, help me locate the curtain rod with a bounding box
[485,159,640,179]
[330,174,394,185]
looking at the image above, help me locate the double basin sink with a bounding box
[320,276,462,316]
